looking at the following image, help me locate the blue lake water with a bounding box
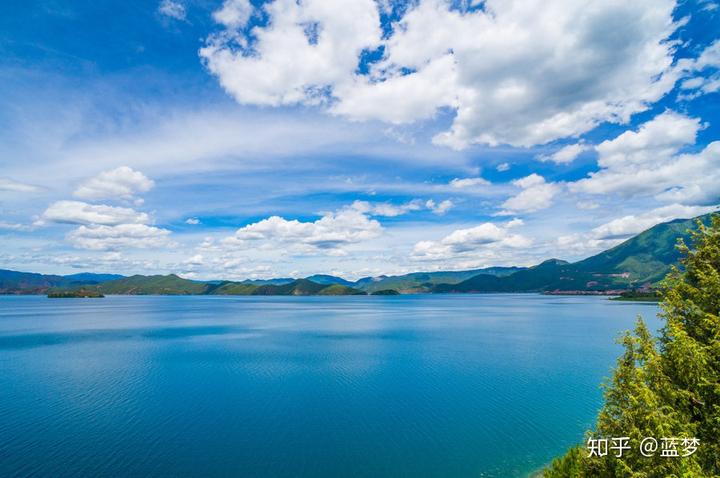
[0,294,660,477]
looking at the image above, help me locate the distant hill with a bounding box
[356,266,525,293]
[0,269,68,294]
[433,214,714,293]
[96,274,209,295]
[63,273,125,283]
[0,269,125,294]
[66,276,367,296]
[304,274,355,286]
[239,278,295,286]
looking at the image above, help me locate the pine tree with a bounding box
[545,215,720,477]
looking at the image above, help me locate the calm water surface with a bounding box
[0,294,660,477]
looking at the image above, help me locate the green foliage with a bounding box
[545,215,720,477]
[610,290,661,302]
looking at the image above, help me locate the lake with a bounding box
[0,294,660,477]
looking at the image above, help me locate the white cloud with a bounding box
[571,111,720,205]
[158,0,186,20]
[222,206,382,255]
[351,199,423,217]
[0,221,32,231]
[332,53,458,123]
[183,254,204,266]
[505,218,524,228]
[676,40,720,99]
[576,201,599,210]
[74,166,154,201]
[557,204,718,256]
[352,198,453,216]
[594,111,700,170]
[212,0,253,28]
[41,201,150,226]
[185,217,201,225]
[201,0,382,106]
[450,177,490,188]
[425,199,454,215]
[590,204,718,240]
[496,163,510,172]
[203,0,691,148]
[499,174,560,214]
[539,143,587,164]
[68,224,172,250]
[412,221,531,261]
[0,177,40,193]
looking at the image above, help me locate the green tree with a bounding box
[545,215,720,478]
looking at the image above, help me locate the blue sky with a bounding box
[0,0,719,280]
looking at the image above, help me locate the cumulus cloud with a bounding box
[183,254,204,266]
[212,0,253,28]
[0,177,41,193]
[571,111,720,205]
[185,217,201,225]
[74,166,154,201]
[202,0,696,148]
[412,221,531,261]
[496,163,510,172]
[539,143,587,164]
[499,174,560,214]
[425,199,454,215]
[450,177,490,188]
[201,0,382,106]
[158,0,186,20]
[41,201,150,226]
[222,206,383,255]
[68,224,172,250]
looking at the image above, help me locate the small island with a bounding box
[48,289,104,298]
[609,290,660,301]
[371,289,401,295]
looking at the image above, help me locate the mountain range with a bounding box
[0,214,713,296]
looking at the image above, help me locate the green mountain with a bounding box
[239,278,294,286]
[95,274,209,295]
[63,273,125,283]
[245,279,365,296]
[79,276,366,296]
[570,215,704,283]
[206,282,258,295]
[356,266,525,293]
[433,214,713,293]
[0,269,124,294]
[304,274,354,286]
[316,284,366,295]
